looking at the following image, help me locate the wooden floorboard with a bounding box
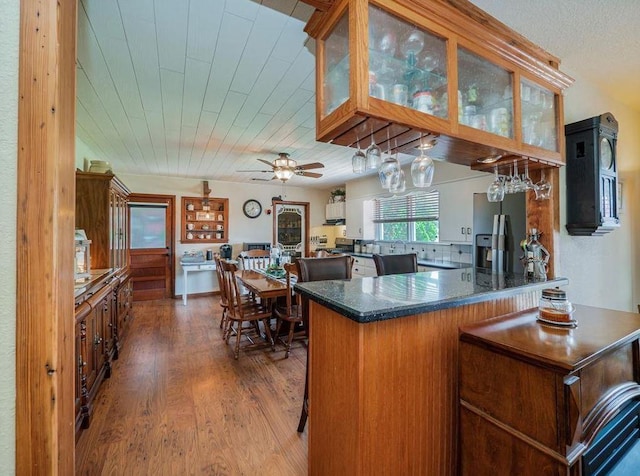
[76,296,308,475]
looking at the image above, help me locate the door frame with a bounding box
[16,0,77,473]
[128,193,176,299]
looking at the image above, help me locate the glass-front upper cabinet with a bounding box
[520,78,558,151]
[367,4,448,119]
[323,11,350,118]
[457,47,513,138]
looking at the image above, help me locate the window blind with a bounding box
[373,191,439,223]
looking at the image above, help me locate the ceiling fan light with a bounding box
[274,167,294,181]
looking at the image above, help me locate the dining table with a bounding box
[234,268,299,339]
[234,268,291,301]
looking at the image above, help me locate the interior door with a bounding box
[273,201,309,257]
[128,194,175,301]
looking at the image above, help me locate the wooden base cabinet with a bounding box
[459,305,640,475]
[74,271,133,440]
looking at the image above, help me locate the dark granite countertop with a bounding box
[294,268,569,324]
[343,252,469,269]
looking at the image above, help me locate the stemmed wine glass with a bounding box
[487,166,504,202]
[411,136,435,188]
[389,150,406,193]
[366,127,382,170]
[510,160,525,193]
[378,140,399,189]
[352,136,366,174]
[522,161,535,191]
[535,169,552,200]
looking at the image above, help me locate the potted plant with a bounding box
[331,188,346,202]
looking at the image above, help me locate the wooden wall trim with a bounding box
[16,0,77,473]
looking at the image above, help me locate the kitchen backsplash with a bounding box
[376,242,473,265]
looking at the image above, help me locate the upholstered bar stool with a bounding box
[372,253,418,276]
[295,255,354,432]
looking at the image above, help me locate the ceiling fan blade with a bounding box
[297,171,323,178]
[257,158,275,168]
[295,162,325,171]
[237,169,272,173]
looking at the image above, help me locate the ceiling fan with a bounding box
[238,153,324,182]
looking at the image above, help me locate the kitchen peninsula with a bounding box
[294,268,568,475]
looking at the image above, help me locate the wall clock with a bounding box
[565,112,619,236]
[242,199,262,218]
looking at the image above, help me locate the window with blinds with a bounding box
[373,191,439,242]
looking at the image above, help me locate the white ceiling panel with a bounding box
[234,57,290,128]
[186,0,225,62]
[117,0,154,23]
[76,0,640,189]
[154,0,189,73]
[230,7,288,94]
[81,0,126,42]
[225,0,260,21]
[98,38,145,119]
[182,59,213,128]
[202,13,253,113]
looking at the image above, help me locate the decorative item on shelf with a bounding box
[521,228,550,281]
[88,160,112,174]
[74,230,91,282]
[411,135,435,188]
[330,188,346,203]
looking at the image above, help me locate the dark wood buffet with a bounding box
[74,172,133,439]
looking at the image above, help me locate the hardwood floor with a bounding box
[76,296,308,475]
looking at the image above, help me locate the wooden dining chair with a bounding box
[372,253,418,276]
[273,262,303,358]
[295,255,354,432]
[213,254,229,332]
[239,249,271,270]
[220,260,274,359]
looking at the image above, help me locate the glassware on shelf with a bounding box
[390,84,409,106]
[401,29,425,59]
[486,167,505,202]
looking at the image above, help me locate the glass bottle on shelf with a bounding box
[368,4,448,119]
[458,47,513,137]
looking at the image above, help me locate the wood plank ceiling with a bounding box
[77,0,640,188]
[76,0,358,188]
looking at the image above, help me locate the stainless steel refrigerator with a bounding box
[473,193,526,274]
